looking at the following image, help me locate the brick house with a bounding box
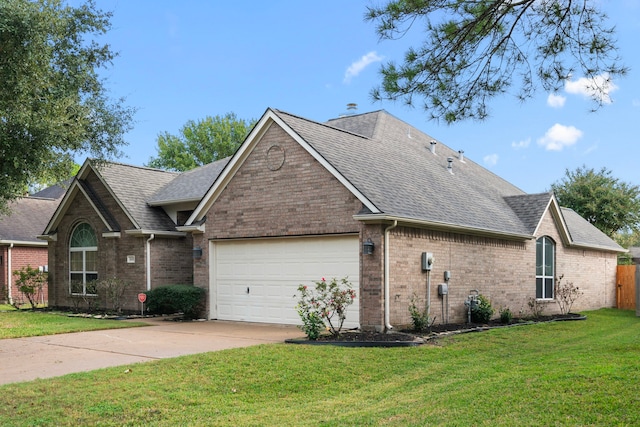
[0,185,65,306]
[40,160,228,311]
[43,108,623,329]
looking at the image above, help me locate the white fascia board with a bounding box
[0,239,48,247]
[186,108,379,225]
[270,112,379,214]
[124,229,186,238]
[42,181,79,235]
[176,224,205,234]
[354,214,534,241]
[533,195,572,245]
[567,241,627,254]
[102,232,122,238]
[37,233,57,242]
[186,110,276,225]
[42,179,114,234]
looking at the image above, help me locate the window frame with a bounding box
[69,223,98,296]
[535,236,555,300]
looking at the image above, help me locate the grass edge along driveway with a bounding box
[0,308,639,426]
[0,309,147,339]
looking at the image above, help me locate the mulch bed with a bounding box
[286,313,586,347]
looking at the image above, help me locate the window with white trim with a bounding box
[69,223,98,295]
[536,236,555,299]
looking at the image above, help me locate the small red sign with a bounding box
[138,293,147,303]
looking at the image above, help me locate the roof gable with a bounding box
[184,107,624,251]
[277,109,529,236]
[186,108,379,224]
[43,160,180,236]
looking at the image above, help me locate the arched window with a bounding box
[69,223,98,295]
[536,236,555,299]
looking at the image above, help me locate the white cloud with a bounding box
[537,123,583,151]
[564,73,618,104]
[547,93,566,108]
[483,154,499,167]
[343,51,383,84]
[511,137,531,149]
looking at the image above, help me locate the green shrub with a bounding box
[408,293,435,333]
[471,294,494,323]
[145,285,205,319]
[499,307,513,324]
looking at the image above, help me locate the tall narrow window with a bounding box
[536,236,555,299]
[69,223,98,295]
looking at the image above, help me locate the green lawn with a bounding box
[0,310,147,339]
[0,309,638,426]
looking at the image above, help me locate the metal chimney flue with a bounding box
[429,140,437,155]
[447,157,454,174]
[458,150,465,163]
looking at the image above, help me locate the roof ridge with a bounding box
[90,159,181,175]
[273,109,372,140]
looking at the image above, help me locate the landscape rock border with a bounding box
[285,314,587,348]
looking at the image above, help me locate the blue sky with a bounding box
[78,1,639,194]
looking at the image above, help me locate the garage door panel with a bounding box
[212,236,359,327]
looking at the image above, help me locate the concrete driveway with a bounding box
[0,318,301,385]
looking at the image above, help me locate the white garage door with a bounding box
[211,235,359,327]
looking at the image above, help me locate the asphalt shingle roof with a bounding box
[148,157,230,205]
[0,197,60,243]
[94,163,179,231]
[561,208,624,251]
[276,109,530,236]
[272,109,621,251]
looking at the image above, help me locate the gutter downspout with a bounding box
[7,243,13,305]
[146,234,155,291]
[384,220,398,331]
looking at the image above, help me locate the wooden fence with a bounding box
[616,265,637,310]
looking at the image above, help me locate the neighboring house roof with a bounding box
[31,179,71,199]
[629,247,640,259]
[187,108,623,252]
[0,196,61,246]
[148,157,231,206]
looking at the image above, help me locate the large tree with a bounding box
[366,0,627,123]
[146,113,256,172]
[550,166,640,238]
[0,0,135,211]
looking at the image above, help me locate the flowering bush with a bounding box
[295,277,356,339]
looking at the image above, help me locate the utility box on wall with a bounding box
[438,283,448,296]
[421,252,433,271]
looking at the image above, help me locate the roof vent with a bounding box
[339,103,358,117]
[458,150,465,163]
[447,157,454,174]
[429,140,437,155]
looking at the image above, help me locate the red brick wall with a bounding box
[0,245,49,305]
[196,123,364,316]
